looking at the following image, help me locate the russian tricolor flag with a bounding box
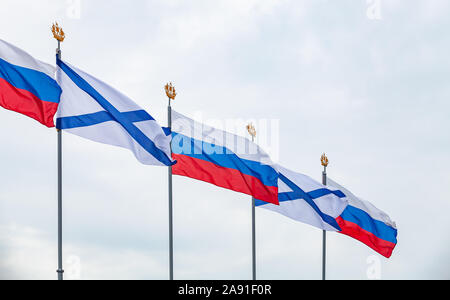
[328,178,398,258]
[0,39,61,127]
[171,110,279,205]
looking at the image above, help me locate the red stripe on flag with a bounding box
[172,153,279,205]
[336,216,396,258]
[0,78,58,127]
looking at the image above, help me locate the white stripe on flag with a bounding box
[0,39,55,77]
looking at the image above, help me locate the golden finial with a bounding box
[246,123,257,139]
[321,153,329,167]
[51,22,65,42]
[165,82,177,100]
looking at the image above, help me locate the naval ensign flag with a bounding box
[55,58,175,166]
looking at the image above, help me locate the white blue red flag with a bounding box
[171,110,279,205]
[256,165,348,231]
[0,39,61,127]
[55,59,174,166]
[329,178,398,258]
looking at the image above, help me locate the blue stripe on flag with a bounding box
[340,205,398,244]
[57,110,154,129]
[0,57,61,103]
[308,188,346,199]
[56,59,174,166]
[171,132,278,188]
[162,127,171,136]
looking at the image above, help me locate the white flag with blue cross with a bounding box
[56,59,175,166]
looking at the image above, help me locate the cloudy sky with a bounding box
[0,0,449,280]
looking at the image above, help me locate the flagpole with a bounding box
[252,193,256,281]
[247,124,257,280]
[321,154,329,281]
[57,119,63,281]
[52,22,65,281]
[165,83,176,280]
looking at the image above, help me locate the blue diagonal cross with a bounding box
[256,174,346,231]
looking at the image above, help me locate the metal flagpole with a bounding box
[165,83,176,280]
[52,22,65,281]
[247,124,257,280]
[321,153,329,281]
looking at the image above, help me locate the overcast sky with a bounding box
[0,0,449,280]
